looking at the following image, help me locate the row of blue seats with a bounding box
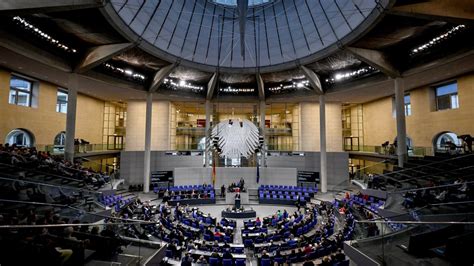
[220,218,236,228]
[168,251,246,266]
[259,194,309,201]
[171,193,215,200]
[203,233,233,243]
[261,257,348,266]
[168,184,214,191]
[99,194,133,207]
[259,185,317,192]
[243,219,318,243]
[350,194,385,205]
[260,190,311,196]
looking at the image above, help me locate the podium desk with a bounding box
[225,192,249,204]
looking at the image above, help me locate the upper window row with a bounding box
[392,81,459,117]
[435,82,459,111]
[8,75,68,113]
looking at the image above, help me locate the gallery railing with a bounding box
[345,145,434,157]
[37,143,123,154]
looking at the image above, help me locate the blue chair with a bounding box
[204,234,213,241]
[244,238,253,247]
[224,235,232,243]
[222,259,233,266]
[209,257,220,266]
[235,259,246,266]
[233,247,243,253]
[274,257,284,265]
[261,258,271,266]
[165,249,173,258]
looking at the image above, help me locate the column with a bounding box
[143,92,153,193]
[394,78,407,167]
[319,94,328,193]
[65,74,78,162]
[259,101,266,167]
[205,100,211,167]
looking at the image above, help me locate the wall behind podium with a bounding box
[173,167,297,187]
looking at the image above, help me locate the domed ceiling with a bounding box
[103,0,390,73]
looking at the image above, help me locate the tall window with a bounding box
[56,89,68,113]
[392,94,412,117]
[436,82,459,110]
[9,76,32,107]
[404,94,411,116]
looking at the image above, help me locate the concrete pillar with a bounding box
[64,74,78,162]
[319,94,328,193]
[205,100,211,167]
[394,78,407,167]
[260,101,266,167]
[143,92,153,193]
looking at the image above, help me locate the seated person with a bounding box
[181,253,193,266]
[196,255,207,264]
[222,248,233,259]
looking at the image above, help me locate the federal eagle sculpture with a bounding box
[211,119,260,159]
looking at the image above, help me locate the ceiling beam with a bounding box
[0,0,104,14]
[300,66,323,94]
[149,64,176,92]
[388,0,474,24]
[237,0,249,59]
[346,47,400,78]
[207,72,218,100]
[74,43,135,74]
[256,73,265,101]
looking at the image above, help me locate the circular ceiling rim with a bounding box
[100,0,393,74]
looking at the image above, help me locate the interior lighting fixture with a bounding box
[12,16,77,53]
[268,80,309,92]
[219,86,255,93]
[410,25,466,55]
[163,78,204,91]
[104,63,146,81]
[325,66,376,83]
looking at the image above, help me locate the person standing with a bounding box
[221,184,226,197]
[296,195,301,211]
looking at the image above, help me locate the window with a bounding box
[53,131,66,152]
[5,129,34,147]
[404,94,411,116]
[392,94,411,117]
[434,132,461,153]
[56,89,68,113]
[9,76,32,107]
[436,82,459,110]
[54,131,66,146]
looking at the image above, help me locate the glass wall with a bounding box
[171,102,299,152]
[171,102,207,150]
[264,103,298,151]
[102,102,126,150]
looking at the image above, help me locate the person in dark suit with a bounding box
[221,184,226,197]
[295,195,301,211]
[181,253,193,266]
[235,192,241,209]
[222,248,233,259]
[261,250,270,259]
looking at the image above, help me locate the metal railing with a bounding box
[345,145,434,157]
[36,144,123,154]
